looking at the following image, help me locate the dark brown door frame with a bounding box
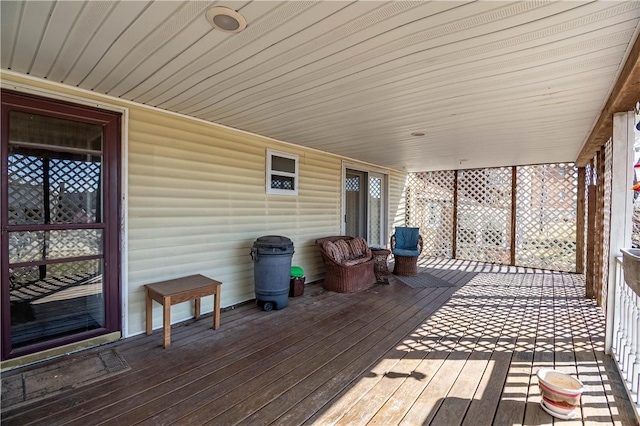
[1,90,122,360]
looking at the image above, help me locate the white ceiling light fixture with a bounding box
[206,7,247,33]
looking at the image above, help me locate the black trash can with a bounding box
[251,235,294,311]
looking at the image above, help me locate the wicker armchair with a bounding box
[315,236,377,293]
[391,227,423,276]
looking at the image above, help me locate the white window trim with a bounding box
[266,149,299,195]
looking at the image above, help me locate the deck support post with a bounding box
[452,171,458,259]
[510,166,517,266]
[576,167,586,274]
[605,111,635,354]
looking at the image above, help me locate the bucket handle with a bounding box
[250,247,258,261]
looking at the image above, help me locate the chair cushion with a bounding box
[393,248,421,257]
[322,240,343,263]
[395,227,420,250]
[348,238,364,258]
[342,256,371,267]
[322,237,372,265]
[348,237,371,258]
[334,239,352,260]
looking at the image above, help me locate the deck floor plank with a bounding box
[5,289,358,425]
[461,273,528,426]
[493,275,543,426]
[522,274,554,426]
[212,287,453,426]
[138,284,429,425]
[339,300,461,426]
[553,274,584,426]
[397,285,493,426]
[65,293,362,425]
[2,259,637,426]
[284,288,458,426]
[306,303,454,426]
[427,286,507,426]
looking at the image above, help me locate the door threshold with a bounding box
[1,332,121,372]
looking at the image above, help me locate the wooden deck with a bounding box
[2,259,638,425]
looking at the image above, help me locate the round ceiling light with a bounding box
[206,7,247,33]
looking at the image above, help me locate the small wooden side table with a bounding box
[371,248,391,283]
[145,274,221,348]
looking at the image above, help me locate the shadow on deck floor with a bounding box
[2,259,638,425]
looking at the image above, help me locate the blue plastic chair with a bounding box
[391,227,423,276]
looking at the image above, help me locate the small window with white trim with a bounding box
[266,149,298,195]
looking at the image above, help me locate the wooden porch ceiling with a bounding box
[2,1,640,172]
[2,259,636,425]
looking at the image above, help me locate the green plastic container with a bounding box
[290,266,304,278]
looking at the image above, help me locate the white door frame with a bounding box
[341,161,389,247]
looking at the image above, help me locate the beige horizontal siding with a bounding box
[2,73,405,338]
[126,109,348,334]
[389,170,408,231]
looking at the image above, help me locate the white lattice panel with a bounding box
[456,168,512,264]
[515,163,577,272]
[406,171,455,258]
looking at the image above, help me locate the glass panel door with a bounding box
[345,170,366,239]
[344,169,387,246]
[2,91,121,360]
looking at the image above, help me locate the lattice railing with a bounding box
[456,168,512,264]
[406,171,455,258]
[515,163,578,272]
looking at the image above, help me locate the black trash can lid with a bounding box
[253,235,294,251]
